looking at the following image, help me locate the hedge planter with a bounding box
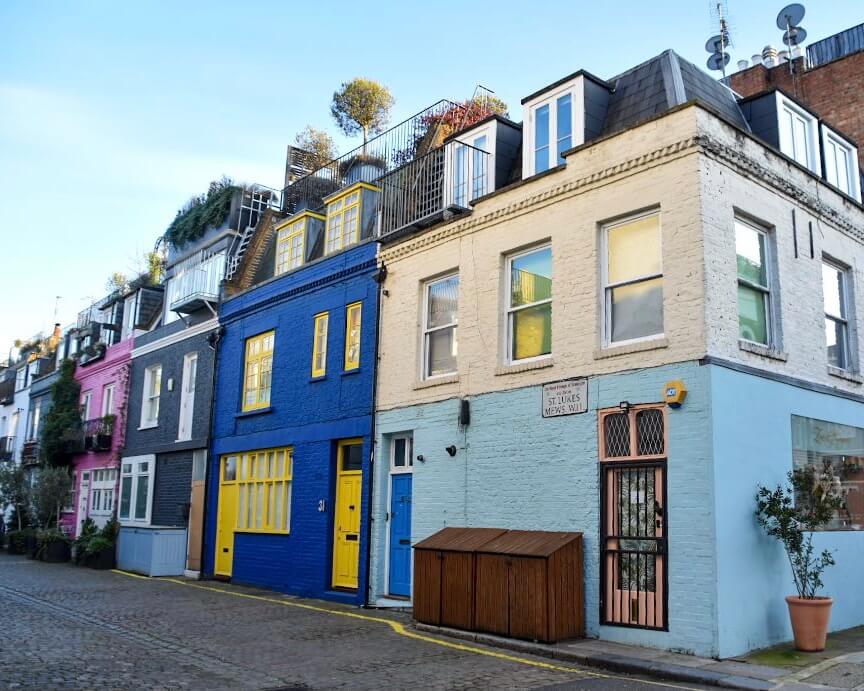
[25,534,39,559]
[7,533,29,555]
[85,548,116,570]
[41,539,71,563]
[787,596,833,652]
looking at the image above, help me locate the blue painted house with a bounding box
[204,220,380,603]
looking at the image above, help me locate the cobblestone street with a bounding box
[0,554,711,690]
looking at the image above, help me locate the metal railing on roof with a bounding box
[282,100,464,215]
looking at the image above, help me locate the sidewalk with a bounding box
[413,622,864,690]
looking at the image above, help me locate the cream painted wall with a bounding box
[697,108,864,393]
[377,108,707,411]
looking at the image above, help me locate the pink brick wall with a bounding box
[61,339,133,536]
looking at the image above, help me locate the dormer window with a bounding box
[521,73,603,180]
[322,182,379,255]
[776,93,820,175]
[821,125,861,201]
[448,123,493,207]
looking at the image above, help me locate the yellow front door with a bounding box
[215,455,239,577]
[332,440,363,589]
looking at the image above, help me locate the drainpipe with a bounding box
[198,319,223,578]
[363,257,385,607]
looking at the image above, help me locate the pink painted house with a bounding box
[60,283,155,536]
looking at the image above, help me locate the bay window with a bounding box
[507,246,552,361]
[423,274,459,378]
[603,212,663,345]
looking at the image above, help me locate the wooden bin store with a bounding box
[414,528,584,643]
[413,527,507,630]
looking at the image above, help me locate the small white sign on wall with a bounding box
[542,379,588,418]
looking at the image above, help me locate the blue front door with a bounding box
[388,474,412,597]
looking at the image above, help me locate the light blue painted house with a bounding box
[367,50,864,658]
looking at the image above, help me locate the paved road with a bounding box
[0,553,708,690]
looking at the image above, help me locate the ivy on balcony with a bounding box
[164,178,238,248]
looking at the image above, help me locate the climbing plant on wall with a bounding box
[40,359,82,467]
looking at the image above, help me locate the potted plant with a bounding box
[73,518,98,564]
[37,528,71,563]
[755,461,846,651]
[81,518,118,570]
[6,528,35,555]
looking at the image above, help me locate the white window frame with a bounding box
[88,467,117,521]
[776,92,821,175]
[823,257,855,372]
[735,217,778,348]
[101,383,115,417]
[522,78,583,178]
[601,211,665,348]
[81,391,92,421]
[177,351,198,442]
[389,434,414,474]
[27,397,42,440]
[421,273,459,380]
[118,455,154,525]
[821,125,861,201]
[446,122,495,207]
[122,292,138,340]
[505,244,553,364]
[140,364,162,429]
[15,367,25,392]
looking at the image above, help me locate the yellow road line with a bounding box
[111,569,699,689]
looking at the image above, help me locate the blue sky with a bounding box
[0,0,860,356]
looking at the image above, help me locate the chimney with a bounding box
[778,49,790,63]
[751,54,762,67]
[737,59,750,71]
[762,45,779,67]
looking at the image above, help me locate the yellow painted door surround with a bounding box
[332,439,363,589]
[215,456,239,577]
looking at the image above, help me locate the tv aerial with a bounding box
[706,1,732,78]
[777,3,807,71]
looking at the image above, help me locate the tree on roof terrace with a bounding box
[331,78,395,149]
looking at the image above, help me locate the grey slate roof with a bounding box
[600,50,748,138]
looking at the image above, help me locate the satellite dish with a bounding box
[707,53,731,71]
[783,27,807,46]
[705,34,725,52]
[776,3,805,31]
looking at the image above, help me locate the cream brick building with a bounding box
[369,51,864,658]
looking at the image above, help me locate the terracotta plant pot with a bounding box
[786,595,833,651]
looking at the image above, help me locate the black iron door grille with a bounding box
[600,460,668,630]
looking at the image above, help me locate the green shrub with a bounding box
[84,535,114,556]
[164,179,238,248]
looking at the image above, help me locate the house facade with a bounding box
[203,237,380,603]
[368,51,864,658]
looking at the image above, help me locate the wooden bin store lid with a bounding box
[413,527,508,553]
[476,530,583,557]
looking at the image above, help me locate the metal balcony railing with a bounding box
[21,439,39,465]
[378,140,491,237]
[282,100,463,216]
[83,417,114,452]
[169,253,227,313]
[0,436,15,462]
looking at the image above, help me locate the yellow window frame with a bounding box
[227,448,293,534]
[344,302,362,371]
[323,182,376,255]
[312,312,329,378]
[275,218,306,275]
[242,330,274,411]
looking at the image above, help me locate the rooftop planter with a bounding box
[164,179,239,249]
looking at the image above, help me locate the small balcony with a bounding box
[0,436,15,463]
[0,378,13,405]
[21,440,40,466]
[83,417,114,452]
[378,140,490,238]
[169,254,226,314]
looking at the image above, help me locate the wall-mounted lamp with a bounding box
[416,454,425,463]
[445,445,457,457]
[618,400,630,412]
[166,378,175,392]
